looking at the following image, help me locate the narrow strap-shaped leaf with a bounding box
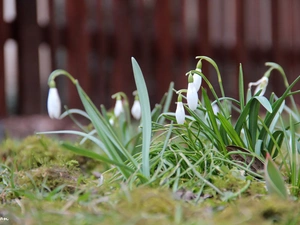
[76,82,139,170]
[248,99,260,149]
[265,153,288,199]
[254,96,272,113]
[131,57,152,179]
[266,130,284,157]
[239,64,245,110]
[259,76,300,141]
[62,143,134,175]
[218,113,245,147]
[202,88,226,153]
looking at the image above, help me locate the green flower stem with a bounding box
[265,62,299,117]
[111,92,128,102]
[191,69,228,117]
[48,69,77,87]
[195,56,225,98]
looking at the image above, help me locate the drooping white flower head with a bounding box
[175,101,185,124]
[109,117,114,125]
[131,99,141,120]
[193,68,202,91]
[187,75,198,110]
[114,99,124,117]
[249,76,269,96]
[47,87,61,119]
[212,104,219,115]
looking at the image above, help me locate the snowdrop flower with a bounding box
[47,87,61,119]
[175,95,185,124]
[212,104,219,115]
[109,117,114,125]
[131,99,141,120]
[248,76,269,96]
[114,98,124,117]
[187,74,198,110]
[193,68,202,91]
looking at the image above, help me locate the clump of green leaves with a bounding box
[41,56,300,200]
[164,56,300,198]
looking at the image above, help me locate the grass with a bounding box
[0,136,300,225]
[1,56,300,224]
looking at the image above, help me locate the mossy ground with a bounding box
[0,136,299,225]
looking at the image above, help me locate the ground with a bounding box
[0,135,299,225]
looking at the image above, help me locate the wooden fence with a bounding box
[0,0,300,117]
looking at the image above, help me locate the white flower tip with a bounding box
[250,76,269,96]
[193,74,202,91]
[109,118,114,125]
[212,104,219,115]
[175,102,185,124]
[131,100,141,120]
[47,88,61,119]
[187,83,198,110]
[114,99,124,117]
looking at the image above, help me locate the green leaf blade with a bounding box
[265,153,288,199]
[131,57,152,179]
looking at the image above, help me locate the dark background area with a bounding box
[0,0,300,117]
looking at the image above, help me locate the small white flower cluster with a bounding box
[47,84,142,121]
[175,65,270,125]
[113,96,141,120]
[175,68,202,124]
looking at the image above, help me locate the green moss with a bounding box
[15,165,82,193]
[211,168,267,198]
[0,135,106,173]
[0,135,75,170]
[213,197,300,225]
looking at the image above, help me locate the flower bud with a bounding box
[114,99,124,117]
[175,101,185,124]
[47,87,61,119]
[131,99,141,120]
[187,82,198,110]
[193,72,202,92]
[249,76,269,96]
[254,77,268,96]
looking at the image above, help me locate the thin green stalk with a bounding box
[195,56,225,98]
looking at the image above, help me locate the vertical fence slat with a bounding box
[95,0,108,106]
[154,0,174,101]
[198,0,213,93]
[16,0,41,114]
[0,0,7,117]
[1,0,300,116]
[235,0,246,64]
[136,0,152,94]
[111,0,134,101]
[65,0,90,109]
[48,0,58,71]
[271,0,284,94]
[176,0,189,89]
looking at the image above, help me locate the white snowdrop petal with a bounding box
[212,104,219,115]
[175,102,185,124]
[47,88,61,119]
[193,74,202,91]
[187,83,198,110]
[131,100,141,120]
[114,99,124,117]
[252,77,269,96]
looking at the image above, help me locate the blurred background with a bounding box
[1,0,300,118]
